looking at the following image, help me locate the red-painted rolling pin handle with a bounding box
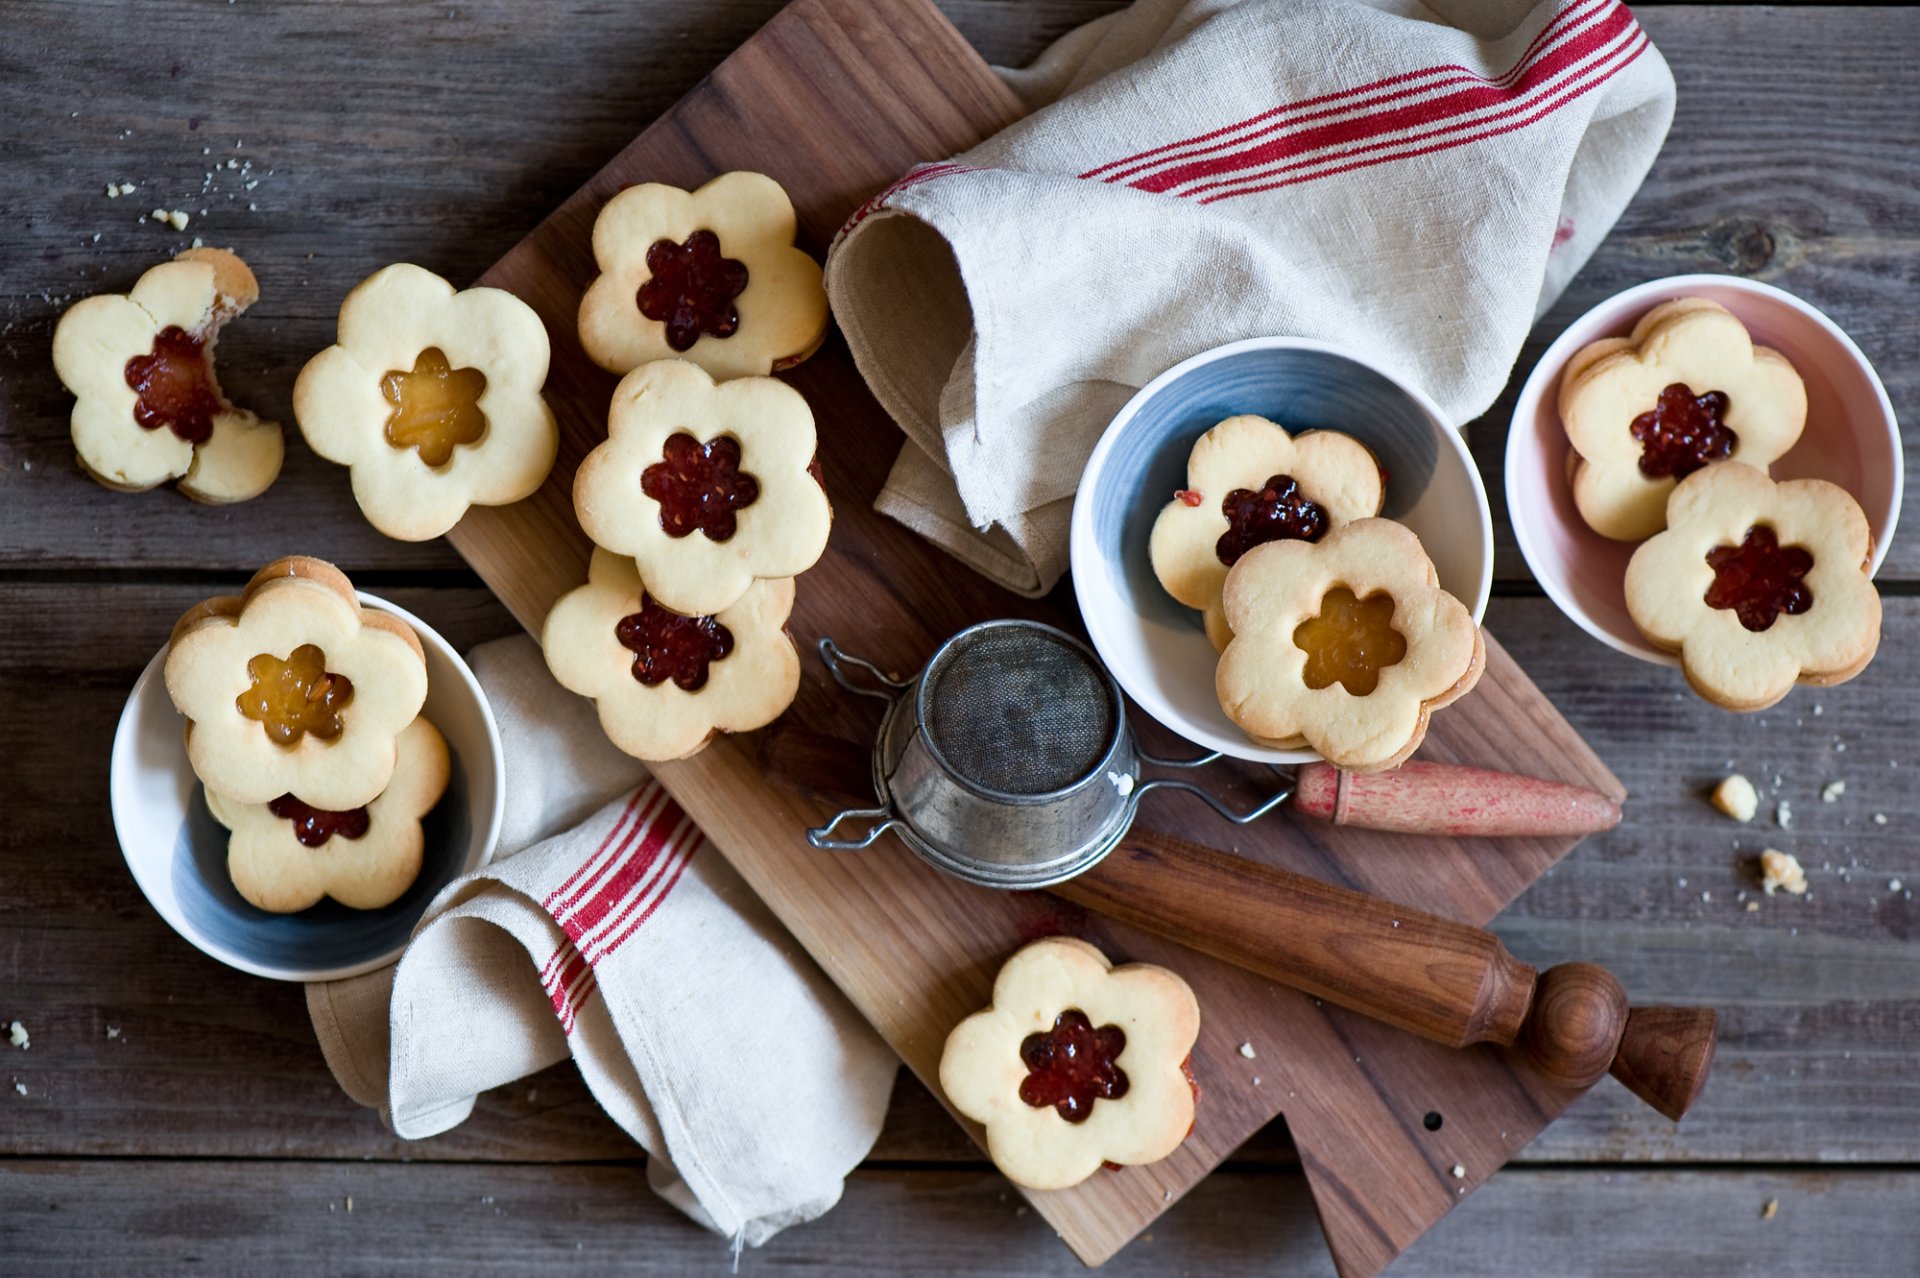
[1290,760,1623,837]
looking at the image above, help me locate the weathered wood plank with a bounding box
[0,4,1914,580]
[2,1160,1916,1276]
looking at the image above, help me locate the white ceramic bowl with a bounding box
[110,592,504,982]
[1507,273,1902,665]
[1070,337,1493,763]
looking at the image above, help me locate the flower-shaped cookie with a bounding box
[51,247,284,503]
[294,263,559,541]
[939,937,1200,1192]
[573,358,831,615]
[207,716,450,913]
[1151,416,1383,649]
[1561,298,1806,541]
[166,556,430,810]
[1625,462,1880,711]
[1215,518,1484,772]
[542,547,801,762]
[578,171,829,380]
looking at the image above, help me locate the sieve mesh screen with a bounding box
[919,626,1118,796]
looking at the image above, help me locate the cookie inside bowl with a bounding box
[1070,337,1494,763]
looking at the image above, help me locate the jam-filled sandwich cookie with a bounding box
[578,171,829,381]
[166,557,430,811]
[1215,518,1483,772]
[1560,298,1805,541]
[294,263,559,541]
[939,937,1200,1192]
[542,547,801,762]
[1150,415,1383,651]
[207,716,450,913]
[573,358,831,616]
[52,247,283,503]
[1625,462,1880,711]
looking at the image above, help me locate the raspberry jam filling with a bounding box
[237,645,355,746]
[1018,1009,1129,1124]
[125,325,221,444]
[1293,586,1407,696]
[382,346,488,467]
[637,230,749,352]
[641,433,760,541]
[1215,474,1329,567]
[1631,382,1736,480]
[1705,524,1814,633]
[267,794,371,848]
[615,595,735,692]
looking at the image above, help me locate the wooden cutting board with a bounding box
[453,1,1624,1273]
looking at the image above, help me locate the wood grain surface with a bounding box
[2,2,1917,1275]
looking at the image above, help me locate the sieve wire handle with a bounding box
[807,806,903,851]
[817,638,909,703]
[1132,777,1292,824]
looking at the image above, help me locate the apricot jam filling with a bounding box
[1705,524,1814,632]
[1019,1009,1129,1124]
[638,230,749,352]
[1293,586,1407,696]
[381,346,488,467]
[125,325,220,444]
[237,644,354,746]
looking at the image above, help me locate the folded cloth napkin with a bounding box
[825,0,1676,595]
[305,636,898,1249]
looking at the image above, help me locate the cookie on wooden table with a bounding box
[51,247,284,503]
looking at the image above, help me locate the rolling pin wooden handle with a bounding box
[1291,760,1623,837]
[1063,828,1715,1119]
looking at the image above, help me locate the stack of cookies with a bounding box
[1149,415,1484,773]
[1559,300,1881,710]
[544,172,835,762]
[164,557,450,913]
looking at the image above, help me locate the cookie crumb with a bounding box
[1712,774,1758,822]
[1873,813,1889,826]
[1237,1041,1256,1060]
[105,1026,120,1040]
[1761,1197,1778,1220]
[346,1196,353,1213]
[1759,849,1808,896]
[1822,780,1846,804]
[1450,1164,1466,1179]
[6,1022,26,1051]
[1776,801,1792,829]
[1745,901,1761,913]
[11,1081,23,1097]
[1890,879,1904,894]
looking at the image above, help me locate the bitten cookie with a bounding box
[1624,462,1880,711]
[51,247,283,503]
[166,556,429,810]
[207,716,450,913]
[578,172,829,380]
[938,937,1200,1192]
[1215,518,1484,772]
[573,358,831,615]
[1150,416,1384,650]
[294,263,559,541]
[1560,298,1806,541]
[541,547,801,762]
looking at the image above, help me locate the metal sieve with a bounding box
[806,620,1289,888]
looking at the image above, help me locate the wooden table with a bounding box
[2,2,1915,1273]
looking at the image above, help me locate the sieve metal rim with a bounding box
[910,619,1128,808]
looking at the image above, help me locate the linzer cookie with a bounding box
[1150,416,1383,650]
[1560,298,1806,541]
[1624,462,1880,711]
[578,171,829,380]
[573,358,831,616]
[1215,518,1483,772]
[165,557,429,810]
[541,547,801,762]
[294,263,559,541]
[939,937,1200,1192]
[207,716,450,913]
[51,247,284,503]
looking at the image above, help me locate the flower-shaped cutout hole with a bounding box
[616,595,735,692]
[267,794,371,847]
[1632,383,1734,480]
[1293,587,1406,696]
[1019,1009,1129,1124]
[641,433,760,542]
[1705,525,1814,633]
[238,644,354,746]
[381,346,488,467]
[639,230,749,352]
[1217,473,1329,567]
[126,326,220,445]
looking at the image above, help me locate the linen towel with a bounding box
[305,636,898,1248]
[825,0,1676,595]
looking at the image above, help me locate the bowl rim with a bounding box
[1069,334,1495,763]
[109,590,506,983]
[1505,272,1904,667]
